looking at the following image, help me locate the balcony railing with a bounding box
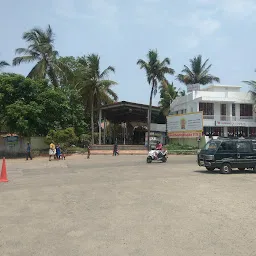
[203,115,214,119]
[203,115,255,122]
[240,116,253,120]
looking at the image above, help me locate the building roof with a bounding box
[202,84,242,91]
[101,101,160,110]
[100,101,161,123]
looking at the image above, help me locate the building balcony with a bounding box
[203,115,256,127]
[203,115,255,122]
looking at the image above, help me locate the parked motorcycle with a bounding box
[146,150,168,163]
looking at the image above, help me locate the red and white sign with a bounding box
[168,132,202,138]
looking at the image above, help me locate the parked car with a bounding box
[197,137,256,174]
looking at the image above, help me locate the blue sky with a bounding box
[0,0,255,105]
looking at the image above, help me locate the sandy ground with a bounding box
[1,155,256,256]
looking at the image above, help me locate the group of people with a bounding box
[49,142,65,161]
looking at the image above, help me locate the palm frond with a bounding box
[160,57,171,66]
[13,55,39,65]
[27,60,47,79]
[243,80,256,87]
[100,66,115,79]
[105,88,118,101]
[0,61,10,69]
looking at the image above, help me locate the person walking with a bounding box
[56,144,61,160]
[49,142,56,161]
[26,142,32,160]
[87,143,91,159]
[113,143,119,156]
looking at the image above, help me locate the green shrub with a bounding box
[45,127,78,147]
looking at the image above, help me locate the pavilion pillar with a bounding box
[99,109,102,145]
[103,116,106,144]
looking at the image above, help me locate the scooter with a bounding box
[146,149,168,163]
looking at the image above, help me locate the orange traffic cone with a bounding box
[0,157,8,182]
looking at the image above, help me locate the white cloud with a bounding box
[196,0,256,19]
[172,11,221,49]
[221,0,256,18]
[53,0,119,29]
[181,35,200,50]
[134,4,169,26]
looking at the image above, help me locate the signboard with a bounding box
[215,121,247,127]
[167,112,203,138]
[187,83,200,93]
[4,135,19,147]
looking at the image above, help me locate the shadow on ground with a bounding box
[194,169,256,175]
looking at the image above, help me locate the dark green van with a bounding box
[197,138,256,174]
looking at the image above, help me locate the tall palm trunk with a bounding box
[91,99,95,145]
[147,84,154,151]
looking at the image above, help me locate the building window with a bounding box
[199,103,214,117]
[232,104,236,116]
[203,127,223,136]
[240,104,253,117]
[220,104,227,120]
[181,110,184,114]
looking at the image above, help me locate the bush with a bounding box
[45,127,78,147]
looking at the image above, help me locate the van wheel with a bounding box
[206,167,215,171]
[220,163,232,174]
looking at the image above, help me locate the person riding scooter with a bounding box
[155,141,163,158]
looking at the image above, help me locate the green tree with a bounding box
[159,80,178,116]
[243,69,256,103]
[13,25,68,87]
[5,100,43,137]
[0,60,9,71]
[137,49,175,150]
[77,54,118,144]
[45,128,78,147]
[0,74,48,131]
[0,73,86,137]
[177,55,220,87]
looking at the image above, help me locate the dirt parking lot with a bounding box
[1,155,256,256]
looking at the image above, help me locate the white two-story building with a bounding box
[170,85,256,138]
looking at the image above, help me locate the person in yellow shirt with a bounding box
[49,142,56,161]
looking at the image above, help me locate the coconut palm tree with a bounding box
[78,54,117,144]
[243,70,256,88]
[137,49,175,150]
[0,60,9,71]
[13,25,67,87]
[243,69,256,101]
[177,55,220,87]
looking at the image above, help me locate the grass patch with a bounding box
[166,143,198,155]
[166,143,197,151]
